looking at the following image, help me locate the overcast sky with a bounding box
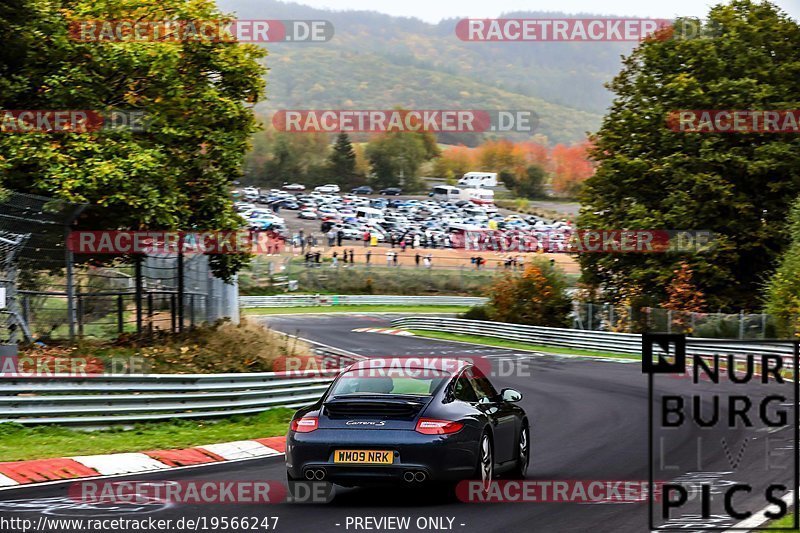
[291,0,800,22]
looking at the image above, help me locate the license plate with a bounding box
[333,449,393,464]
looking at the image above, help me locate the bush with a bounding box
[23,320,315,374]
[460,305,491,321]
[483,258,571,327]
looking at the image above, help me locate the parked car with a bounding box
[278,200,300,210]
[315,184,341,193]
[298,210,319,220]
[380,187,402,196]
[351,186,374,195]
[282,183,306,191]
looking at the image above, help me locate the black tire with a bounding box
[511,423,530,479]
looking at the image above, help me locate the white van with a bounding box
[355,206,384,222]
[431,185,462,202]
[458,172,497,188]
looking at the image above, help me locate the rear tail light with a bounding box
[291,416,319,433]
[415,418,464,435]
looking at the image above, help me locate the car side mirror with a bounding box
[501,388,522,403]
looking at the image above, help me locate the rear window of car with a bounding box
[330,368,449,396]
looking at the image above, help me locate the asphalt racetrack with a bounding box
[0,314,794,533]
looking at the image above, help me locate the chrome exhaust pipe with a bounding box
[414,471,427,482]
[403,471,415,482]
[304,470,315,480]
[314,468,326,480]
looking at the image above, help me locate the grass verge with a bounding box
[769,513,797,529]
[0,409,293,462]
[243,305,471,315]
[406,329,637,360]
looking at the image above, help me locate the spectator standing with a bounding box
[327,228,336,247]
[415,253,421,267]
[349,249,355,263]
[365,250,371,265]
[386,250,393,267]
[424,254,432,268]
[314,251,321,265]
[337,229,344,247]
[332,251,338,267]
[413,234,420,249]
[393,251,398,267]
[363,231,370,247]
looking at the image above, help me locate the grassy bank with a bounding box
[243,305,471,315]
[0,409,293,462]
[406,329,636,360]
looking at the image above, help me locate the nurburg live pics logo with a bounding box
[643,333,799,530]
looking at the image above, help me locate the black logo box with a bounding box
[643,333,799,531]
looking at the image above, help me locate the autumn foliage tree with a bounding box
[432,139,593,198]
[550,141,594,196]
[662,262,707,333]
[479,259,571,327]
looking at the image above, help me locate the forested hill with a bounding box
[219,0,643,144]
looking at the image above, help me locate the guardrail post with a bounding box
[189,294,195,328]
[76,294,83,339]
[177,250,185,333]
[65,232,77,341]
[147,292,154,335]
[117,294,124,334]
[170,293,177,332]
[135,255,143,335]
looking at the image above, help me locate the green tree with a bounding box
[365,132,434,190]
[0,0,266,279]
[326,133,358,186]
[512,164,547,199]
[578,0,800,310]
[765,197,800,337]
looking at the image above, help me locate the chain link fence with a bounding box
[571,301,776,339]
[0,192,238,343]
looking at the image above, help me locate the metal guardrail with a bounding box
[240,295,488,308]
[0,339,363,426]
[390,317,797,366]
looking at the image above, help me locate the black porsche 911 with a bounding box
[285,358,530,492]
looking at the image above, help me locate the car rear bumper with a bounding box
[286,429,477,484]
